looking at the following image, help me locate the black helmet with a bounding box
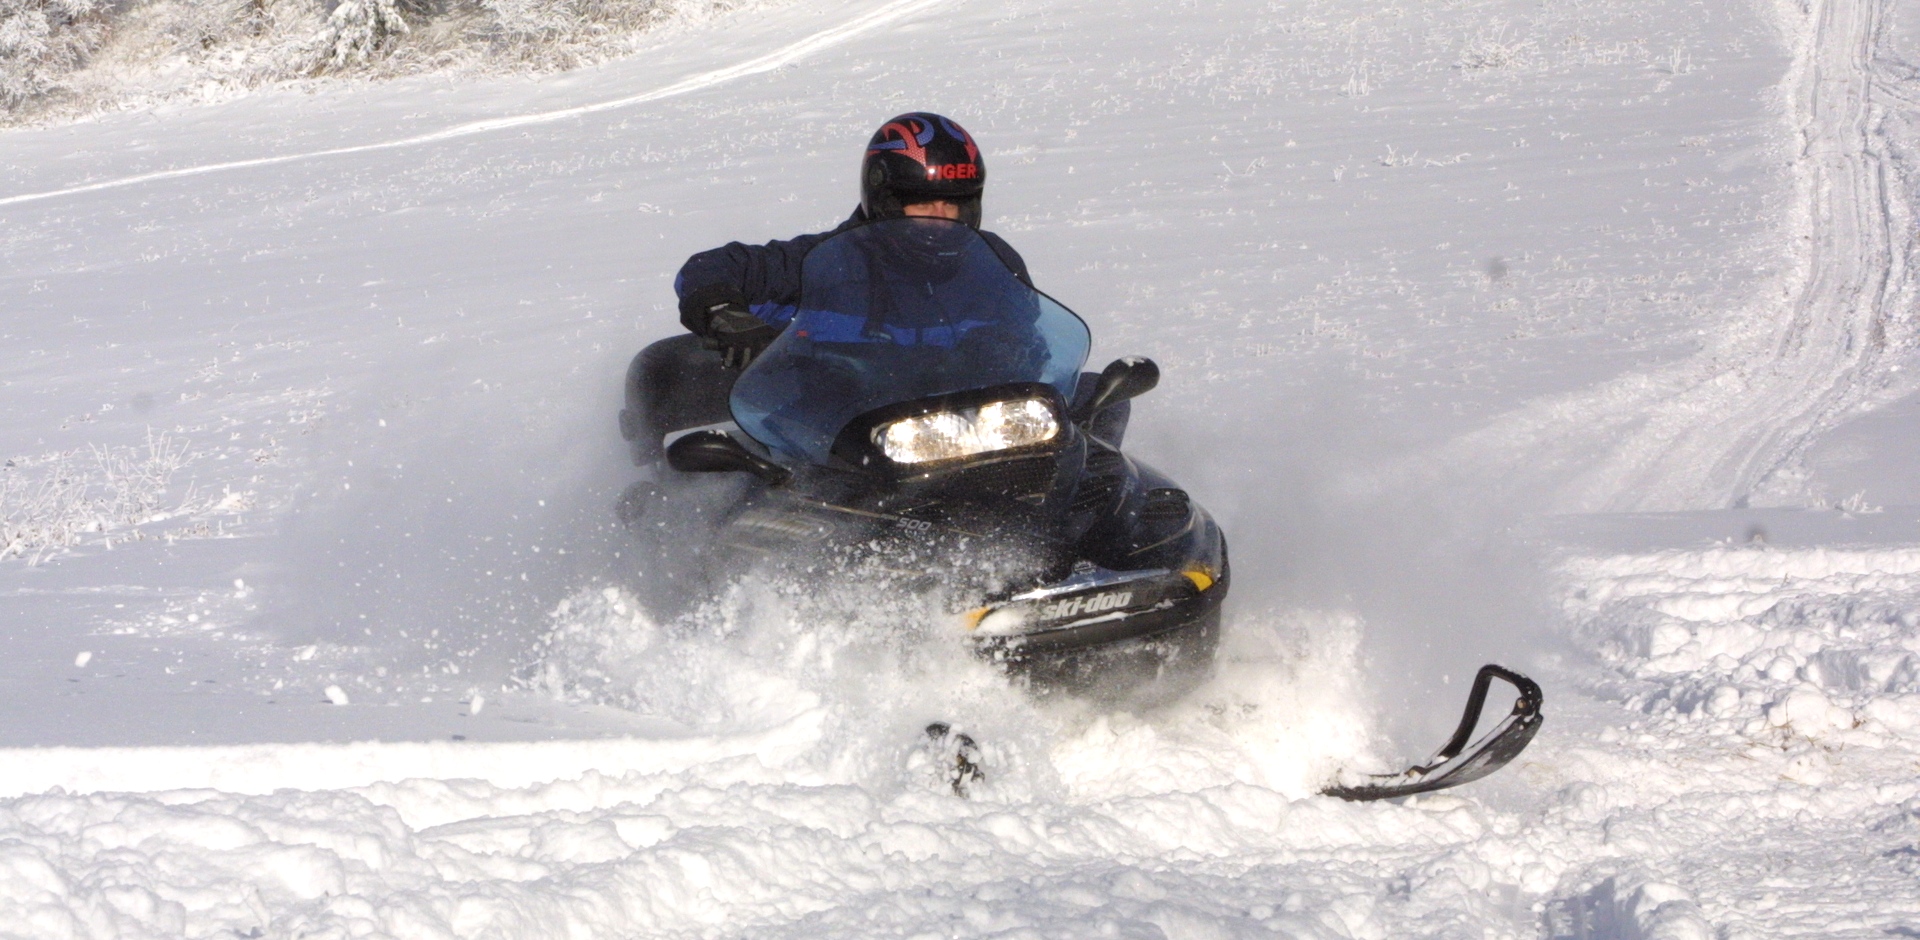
[860,112,986,227]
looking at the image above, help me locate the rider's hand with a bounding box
[680,284,779,369]
[705,305,780,369]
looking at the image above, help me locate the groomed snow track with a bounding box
[1462,0,1920,513]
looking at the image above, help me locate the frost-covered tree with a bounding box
[0,0,713,124]
[0,0,109,112]
[317,0,407,71]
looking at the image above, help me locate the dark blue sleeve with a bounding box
[990,231,1036,289]
[979,231,1035,290]
[673,214,1034,329]
[673,212,863,329]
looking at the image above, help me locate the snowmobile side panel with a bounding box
[972,569,1224,656]
[998,602,1223,706]
[1323,664,1543,802]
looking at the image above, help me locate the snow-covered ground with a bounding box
[4,0,1920,934]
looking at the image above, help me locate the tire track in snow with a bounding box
[0,0,947,210]
[1455,0,1919,512]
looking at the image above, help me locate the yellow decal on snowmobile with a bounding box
[1181,565,1215,592]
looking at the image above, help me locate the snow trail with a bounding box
[0,0,948,210]
[1456,0,1919,512]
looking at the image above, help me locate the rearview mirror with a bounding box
[1076,356,1160,422]
[667,430,791,486]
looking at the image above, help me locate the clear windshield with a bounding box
[730,219,1091,466]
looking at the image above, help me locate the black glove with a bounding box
[680,284,779,369]
[705,305,781,368]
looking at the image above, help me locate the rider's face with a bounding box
[900,200,962,221]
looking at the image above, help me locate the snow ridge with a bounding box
[1564,543,1920,740]
[1537,542,1920,938]
[1458,0,1919,512]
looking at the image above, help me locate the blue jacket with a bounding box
[673,209,1035,333]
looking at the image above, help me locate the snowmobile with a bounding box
[618,218,1541,800]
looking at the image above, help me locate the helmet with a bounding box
[860,112,986,227]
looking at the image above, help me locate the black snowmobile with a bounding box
[618,218,1541,800]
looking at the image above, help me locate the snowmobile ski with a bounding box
[1323,664,1543,802]
[925,722,985,798]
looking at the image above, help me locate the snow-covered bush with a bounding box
[0,0,729,124]
[319,0,408,70]
[1455,22,1537,72]
[478,0,663,66]
[0,432,222,564]
[0,0,111,111]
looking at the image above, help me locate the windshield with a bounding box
[730,219,1091,466]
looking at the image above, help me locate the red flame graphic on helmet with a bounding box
[869,119,933,166]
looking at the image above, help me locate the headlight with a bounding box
[874,398,1060,465]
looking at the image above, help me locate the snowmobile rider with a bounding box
[621,112,1038,466]
[672,111,1032,368]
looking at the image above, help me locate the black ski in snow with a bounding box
[1323,664,1544,802]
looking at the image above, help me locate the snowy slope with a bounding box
[1451,0,1920,513]
[4,0,1920,934]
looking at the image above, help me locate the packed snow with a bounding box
[4,0,1920,935]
